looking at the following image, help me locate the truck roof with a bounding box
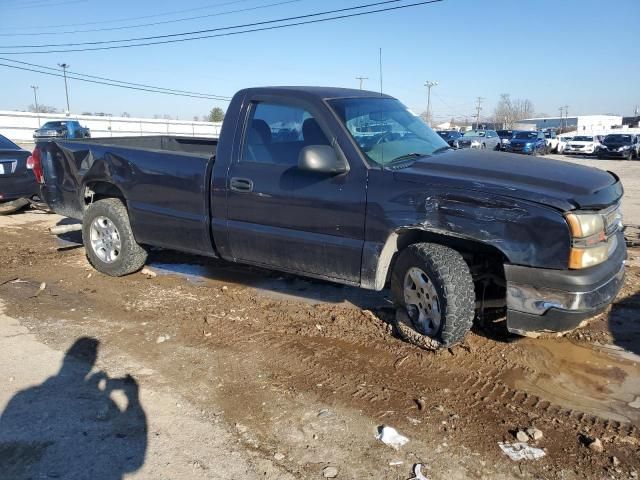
[236,86,394,101]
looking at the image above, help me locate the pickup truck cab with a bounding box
[33,87,626,348]
[33,120,90,140]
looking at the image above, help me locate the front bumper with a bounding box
[564,148,596,155]
[598,149,633,158]
[504,233,626,335]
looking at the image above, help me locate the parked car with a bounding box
[543,130,559,153]
[34,86,626,348]
[456,129,501,150]
[506,131,548,155]
[436,130,463,148]
[496,129,515,150]
[597,134,639,160]
[564,135,601,156]
[557,136,572,154]
[33,120,90,140]
[0,134,39,214]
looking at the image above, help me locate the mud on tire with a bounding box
[391,243,475,349]
[82,198,147,277]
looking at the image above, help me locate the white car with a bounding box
[557,136,572,154]
[563,135,601,156]
[543,130,559,152]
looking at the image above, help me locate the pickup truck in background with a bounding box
[33,120,91,140]
[33,86,626,349]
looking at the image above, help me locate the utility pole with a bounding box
[58,63,71,115]
[30,85,40,126]
[355,76,368,90]
[475,97,484,129]
[424,80,438,126]
[558,106,564,132]
[564,105,569,131]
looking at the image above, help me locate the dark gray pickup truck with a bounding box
[33,86,626,348]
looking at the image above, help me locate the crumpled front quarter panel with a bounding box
[364,169,571,277]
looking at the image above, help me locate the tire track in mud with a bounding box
[205,320,639,442]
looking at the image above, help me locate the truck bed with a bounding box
[39,135,218,256]
[67,135,218,156]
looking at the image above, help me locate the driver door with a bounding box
[225,99,367,283]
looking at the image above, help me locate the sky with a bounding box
[1,0,639,122]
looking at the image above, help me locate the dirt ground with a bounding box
[1,154,639,479]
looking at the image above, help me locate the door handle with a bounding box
[229,177,254,192]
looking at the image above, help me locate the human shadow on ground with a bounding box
[0,337,147,480]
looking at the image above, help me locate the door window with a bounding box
[241,102,330,165]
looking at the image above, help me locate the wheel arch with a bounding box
[370,228,509,291]
[82,180,127,207]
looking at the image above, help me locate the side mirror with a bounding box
[298,145,349,174]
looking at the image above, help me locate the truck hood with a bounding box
[392,150,621,211]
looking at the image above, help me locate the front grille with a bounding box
[603,204,622,236]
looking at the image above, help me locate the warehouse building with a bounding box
[515,115,622,132]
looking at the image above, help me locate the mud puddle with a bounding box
[503,338,640,424]
[147,257,389,308]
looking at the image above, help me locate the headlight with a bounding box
[566,213,605,238]
[568,241,611,269]
[620,145,630,151]
[453,140,460,148]
[566,212,609,269]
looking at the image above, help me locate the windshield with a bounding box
[496,130,513,138]
[463,130,486,137]
[437,131,453,138]
[573,136,594,142]
[328,97,449,166]
[514,131,537,140]
[42,121,66,129]
[604,134,632,143]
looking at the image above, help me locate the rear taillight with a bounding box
[27,147,44,184]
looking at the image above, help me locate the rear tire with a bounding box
[391,243,475,349]
[82,198,147,276]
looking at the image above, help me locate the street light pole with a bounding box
[58,63,71,115]
[30,85,40,126]
[424,80,438,126]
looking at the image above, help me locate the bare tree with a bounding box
[121,112,131,118]
[28,104,58,113]
[493,94,535,129]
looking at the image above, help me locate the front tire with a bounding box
[391,243,475,349]
[82,198,147,276]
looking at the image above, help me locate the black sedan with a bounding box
[436,130,463,148]
[597,134,639,160]
[0,134,39,214]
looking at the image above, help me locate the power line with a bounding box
[3,0,416,48]
[0,62,232,101]
[0,57,232,99]
[0,0,305,36]
[0,0,444,53]
[0,0,254,30]
[1,0,85,10]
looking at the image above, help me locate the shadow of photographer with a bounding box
[0,337,147,480]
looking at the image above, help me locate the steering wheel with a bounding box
[375,131,395,145]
